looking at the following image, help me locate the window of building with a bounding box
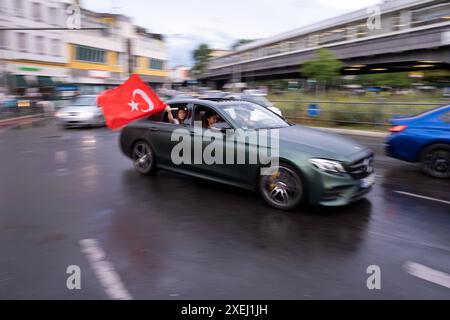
[149,58,164,70]
[0,30,7,49]
[35,36,45,54]
[75,45,106,63]
[17,32,27,52]
[32,2,42,22]
[412,3,450,27]
[15,0,24,17]
[51,39,61,56]
[48,7,58,25]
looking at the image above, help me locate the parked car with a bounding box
[119,98,375,210]
[385,105,450,178]
[55,95,105,128]
[224,93,283,116]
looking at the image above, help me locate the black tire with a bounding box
[259,162,305,211]
[132,141,157,175]
[421,143,450,178]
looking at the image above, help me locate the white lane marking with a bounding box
[403,262,450,289]
[79,239,133,300]
[394,191,450,205]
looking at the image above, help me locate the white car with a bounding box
[225,94,283,116]
[55,95,105,128]
[243,89,267,96]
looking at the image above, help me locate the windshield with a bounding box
[243,95,273,108]
[71,96,97,106]
[222,103,289,130]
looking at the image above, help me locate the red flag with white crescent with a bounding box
[98,74,166,129]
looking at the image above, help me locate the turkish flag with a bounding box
[98,74,166,129]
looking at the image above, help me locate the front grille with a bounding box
[345,154,374,179]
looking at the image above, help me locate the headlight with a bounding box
[309,158,347,175]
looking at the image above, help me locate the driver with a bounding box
[202,110,219,129]
[165,105,187,125]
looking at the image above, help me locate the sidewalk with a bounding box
[0,114,45,132]
[310,126,389,138]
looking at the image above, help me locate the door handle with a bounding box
[149,128,159,132]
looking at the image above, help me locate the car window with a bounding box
[163,103,191,125]
[222,103,289,130]
[71,96,97,106]
[193,104,227,129]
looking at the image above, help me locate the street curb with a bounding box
[0,114,44,125]
[311,126,389,138]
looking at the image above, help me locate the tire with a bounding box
[259,162,305,211]
[421,143,450,178]
[132,141,157,175]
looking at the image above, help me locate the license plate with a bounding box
[360,174,375,188]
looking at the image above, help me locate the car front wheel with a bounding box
[259,163,305,210]
[422,144,450,178]
[132,141,157,175]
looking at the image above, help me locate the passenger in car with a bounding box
[165,105,187,125]
[202,110,219,129]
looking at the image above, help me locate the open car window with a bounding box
[193,104,228,128]
[163,103,191,124]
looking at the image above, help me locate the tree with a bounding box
[192,43,212,75]
[357,72,412,88]
[301,48,343,90]
[231,39,255,50]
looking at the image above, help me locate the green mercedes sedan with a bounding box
[119,99,375,210]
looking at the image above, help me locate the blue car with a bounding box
[385,105,450,178]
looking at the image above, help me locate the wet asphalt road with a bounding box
[0,119,449,300]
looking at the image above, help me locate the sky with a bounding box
[83,0,383,67]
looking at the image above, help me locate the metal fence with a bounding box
[0,103,44,120]
[0,99,71,121]
[272,100,447,127]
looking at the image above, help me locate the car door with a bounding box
[145,102,193,168]
[190,103,259,187]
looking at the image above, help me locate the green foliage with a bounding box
[301,48,343,84]
[192,43,212,75]
[356,72,412,88]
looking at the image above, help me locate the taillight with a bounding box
[389,125,408,133]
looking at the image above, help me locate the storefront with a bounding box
[6,63,69,98]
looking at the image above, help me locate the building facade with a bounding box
[0,0,169,96]
[0,0,70,95]
[201,0,450,87]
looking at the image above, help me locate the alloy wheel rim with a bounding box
[426,151,450,174]
[263,167,302,207]
[134,143,152,172]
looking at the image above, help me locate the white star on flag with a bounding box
[128,100,140,111]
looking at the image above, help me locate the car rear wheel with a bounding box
[259,163,305,211]
[132,141,157,175]
[422,144,450,178]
